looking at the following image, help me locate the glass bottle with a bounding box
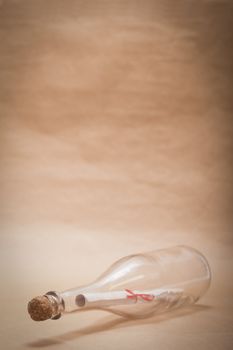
[28,245,211,321]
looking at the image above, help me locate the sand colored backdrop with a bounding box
[0,1,233,349]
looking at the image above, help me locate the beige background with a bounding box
[0,0,233,349]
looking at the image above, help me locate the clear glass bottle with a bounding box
[28,245,211,321]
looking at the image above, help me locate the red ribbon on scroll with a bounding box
[125,289,155,302]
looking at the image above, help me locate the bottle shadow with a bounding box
[26,304,211,348]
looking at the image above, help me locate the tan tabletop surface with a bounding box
[0,1,232,349]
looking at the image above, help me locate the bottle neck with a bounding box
[45,291,65,320]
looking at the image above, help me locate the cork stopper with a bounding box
[28,296,53,321]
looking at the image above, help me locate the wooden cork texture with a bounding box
[27,296,53,321]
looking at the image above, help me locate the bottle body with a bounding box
[49,245,211,319]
